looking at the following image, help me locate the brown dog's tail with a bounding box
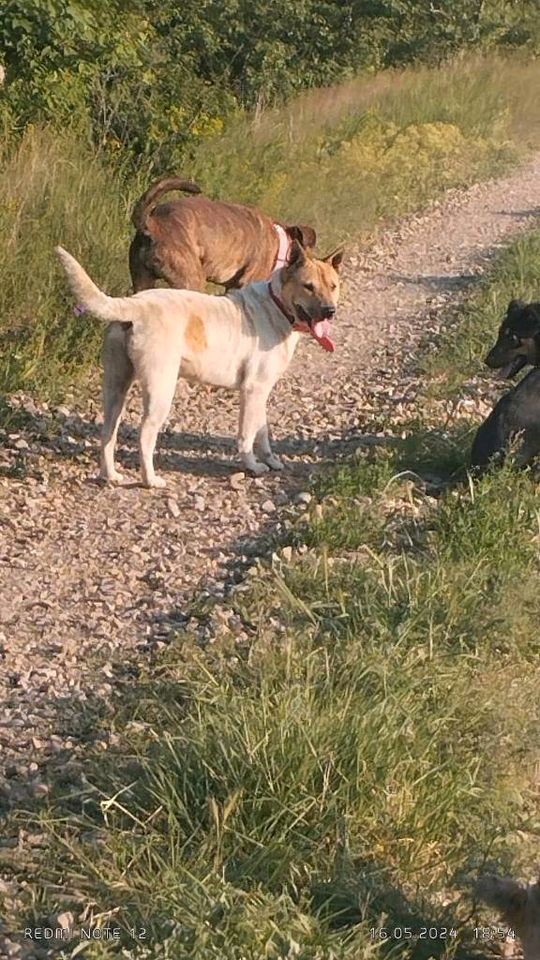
[56,246,144,324]
[131,175,202,232]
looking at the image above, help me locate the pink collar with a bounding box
[271,224,291,274]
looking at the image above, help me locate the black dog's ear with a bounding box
[507,298,526,314]
[286,224,317,250]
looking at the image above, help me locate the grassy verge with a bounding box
[2,53,540,402]
[190,54,540,245]
[6,240,540,958]
[424,231,540,396]
[0,126,133,401]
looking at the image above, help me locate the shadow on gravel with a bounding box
[310,859,485,959]
[495,207,540,218]
[138,420,473,645]
[1,393,394,483]
[388,272,483,293]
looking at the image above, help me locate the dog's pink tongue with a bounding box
[310,319,335,352]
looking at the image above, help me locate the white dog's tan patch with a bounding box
[185,315,207,352]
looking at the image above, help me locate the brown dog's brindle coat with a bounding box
[128,176,317,293]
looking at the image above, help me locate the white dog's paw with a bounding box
[241,454,270,476]
[264,454,284,471]
[145,475,167,489]
[249,461,270,476]
[99,469,124,484]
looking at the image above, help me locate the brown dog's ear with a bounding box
[286,224,317,250]
[287,238,307,269]
[324,247,345,273]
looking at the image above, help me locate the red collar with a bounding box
[267,281,297,327]
[267,281,336,353]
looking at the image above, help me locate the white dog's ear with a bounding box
[287,238,307,269]
[324,247,345,273]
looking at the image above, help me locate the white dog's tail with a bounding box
[55,246,139,324]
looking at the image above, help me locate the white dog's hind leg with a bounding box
[238,385,273,475]
[100,325,134,482]
[255,422,284,471]
[139,362,179,488]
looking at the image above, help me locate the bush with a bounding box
[1,0,540,166]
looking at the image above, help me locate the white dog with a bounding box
[56,241,343,487]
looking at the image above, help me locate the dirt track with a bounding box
[1,153,540,837]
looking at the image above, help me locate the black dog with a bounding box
[484,298,540,378]
[471,299,540,470]
[471,368,540,469]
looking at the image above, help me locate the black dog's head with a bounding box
[485,299,540,379]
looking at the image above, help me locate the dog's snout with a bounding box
[322,305,336,319]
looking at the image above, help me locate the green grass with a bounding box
[424,232,540,395]
[191,54,540,246]
[6,233,540,959]
[2,53,540,402]
[0,125,134,399]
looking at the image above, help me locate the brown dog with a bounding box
[128,176,317,293]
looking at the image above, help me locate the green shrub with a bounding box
[1,1,540,167]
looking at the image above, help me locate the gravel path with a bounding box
[1,155,540,872]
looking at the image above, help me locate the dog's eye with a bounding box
[508,333,520,346]
[303,283,315,293]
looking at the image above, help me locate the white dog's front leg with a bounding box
[238,385,271,475]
